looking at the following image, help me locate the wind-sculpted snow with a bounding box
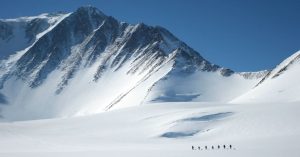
[179,112,233,122]
[160,112,233,138]
[0,101,298,156]
[152,93,201,102]
[161,131,200,138]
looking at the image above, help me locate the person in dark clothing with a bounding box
[218,145,220,149]
[192,146,194,150]
[212,146,214,150]
[205,146,208,150]
[198,146,201,150]
[230,145,232,149]
[223,145,226,149]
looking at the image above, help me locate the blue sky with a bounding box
[1,0,299,71]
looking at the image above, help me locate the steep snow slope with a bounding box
[0,7,266,121]
[232,50,300,103]
[146,72,259,103]
[0,102,299,157]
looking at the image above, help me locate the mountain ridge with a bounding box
[0,6,275,120]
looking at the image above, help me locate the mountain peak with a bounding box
[75,6,106,17]
[0,6,265,120]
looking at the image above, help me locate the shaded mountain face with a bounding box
[0,13,66,60]
[0,6,265,120]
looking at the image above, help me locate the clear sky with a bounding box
[1,0,299,71]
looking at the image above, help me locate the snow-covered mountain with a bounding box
[232,50,300,103]
[0,6,299,157]
[0,6,282,121]
[0,12,66,60]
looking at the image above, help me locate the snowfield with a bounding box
[0,6,299,157]
[0,102,299,157]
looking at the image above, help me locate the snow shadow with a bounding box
[180,112,233,122]
[161,131,199,138]
[160,112,233,138]
[152,92,200,102]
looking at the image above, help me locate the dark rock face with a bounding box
[171,48,218,74]
[1,6,234,92]
[220,68,234,76]
[25,18,50,42]
[14,7,108,87]
[83,16,122,67]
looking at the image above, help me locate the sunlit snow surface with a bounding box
[0,102,299,157]
[232,50,300,103]
[0,7,299,157]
